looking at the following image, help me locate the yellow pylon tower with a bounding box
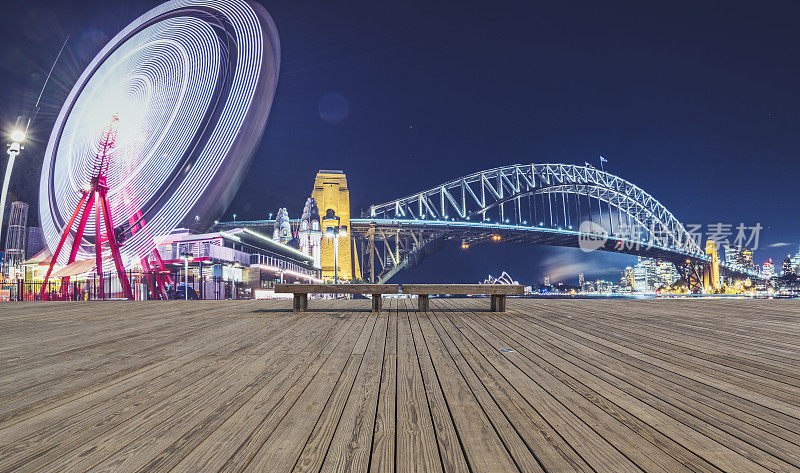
[312,170,361,281]
[704,240,720,292]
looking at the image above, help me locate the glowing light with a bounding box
[39,0,280,265]
[10,130,25,143]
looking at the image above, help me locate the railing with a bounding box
[0,272,247,301]
[208,244,250,266]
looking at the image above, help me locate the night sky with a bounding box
[1,0,798,284]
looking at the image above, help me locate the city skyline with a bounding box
[1,0,799,284]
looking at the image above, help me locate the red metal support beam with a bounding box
[40,192,89,298]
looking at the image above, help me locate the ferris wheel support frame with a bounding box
[40,118,133,300]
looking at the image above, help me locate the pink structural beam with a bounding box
[40,116,133,300]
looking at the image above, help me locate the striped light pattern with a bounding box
[39,0,279,265]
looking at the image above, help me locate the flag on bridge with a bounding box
[600,156,608,163]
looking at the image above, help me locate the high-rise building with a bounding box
[596,280,614,293]
[724,245,740,266]
[762,259,775,279]
[543,275,550,286]
[656,260,681,288]
[578,272,585,287]
[738,249,755,271]
[3,201,28,272]
[782,256,795,276]
[633,257,658,292]
[792,246,800,274]
[620,266,635,291]
[298,197,322,268]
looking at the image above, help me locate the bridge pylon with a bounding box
[703,240,721,293]
[313,170,360,281]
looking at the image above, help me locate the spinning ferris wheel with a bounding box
[38,0,280,298]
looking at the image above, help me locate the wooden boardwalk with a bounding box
[0,298,799,472]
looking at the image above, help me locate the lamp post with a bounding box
[0,39,68,253]
[323,210,347,284]
[0,126,25,248]
[180,251,193,300]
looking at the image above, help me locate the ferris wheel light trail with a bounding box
[39,0,280,267]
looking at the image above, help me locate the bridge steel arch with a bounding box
[356,164,756,287]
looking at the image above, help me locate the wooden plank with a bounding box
[35,311,336,473]
[1,298,799,473]
[403,284,524,295]
[240,309,373,472]
[494,305,800,472]
[171,306,362,473]
[407,311,472,473]
[417,309,541,472]
[275,284,399,294]
[446,302,644,473]
[315,312,387,472]
[369,301,397,473]
[0,314,315,472]
[480,309,773,473]
[433,304,594,473]
[395,299,443,473]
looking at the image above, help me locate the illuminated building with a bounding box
[578,272,585,287]
[155,227,320,299]
[620,267,635,291]
[595,280,614,294]
[738,249,755,271]
[782,256,795,276]
[273,208,292,244]
[312,170,360,280]
[3,201,29,274]
[761,259,775,279]
[299,197,322,268]
[724,245,740,266]
[634,257,657,292]
[792,247,800,273]
[543,275,550,286]
[656,260,681,287]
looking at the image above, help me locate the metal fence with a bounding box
[0,271,246,301]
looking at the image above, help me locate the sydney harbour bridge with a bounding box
[223,163,761,292]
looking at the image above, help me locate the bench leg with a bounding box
[418,295,429,312]
[490,295,506,312]
[293,294,308,312]
[372,294,382,312]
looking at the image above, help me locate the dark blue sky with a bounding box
[1,0,798,283]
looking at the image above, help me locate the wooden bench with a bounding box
[402,284,524,312]
[274,284,399,312]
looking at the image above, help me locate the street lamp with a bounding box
[323,210,347,284]
[0,122,25,245]
[180,251,194,300]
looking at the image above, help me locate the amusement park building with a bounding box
[155,227,321,297]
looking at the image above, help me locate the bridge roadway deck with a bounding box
[0,298,799,472]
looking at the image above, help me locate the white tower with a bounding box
[272,208,291,244]
[299,198,322,268]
